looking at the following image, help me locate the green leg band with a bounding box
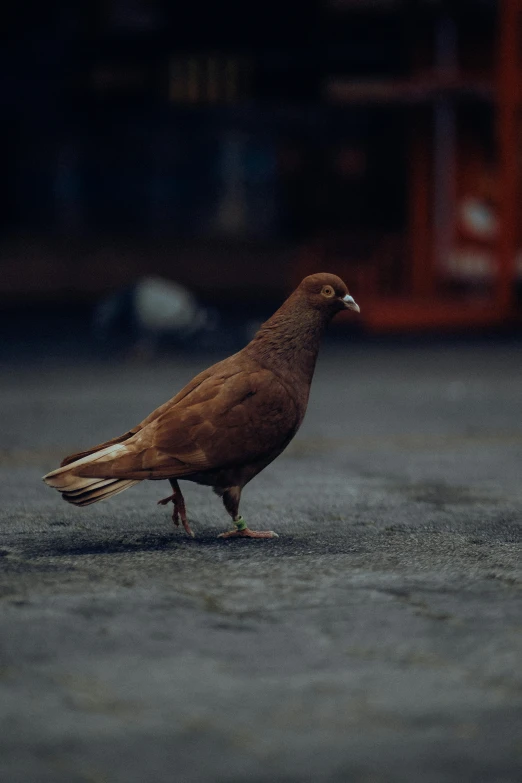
[234,516,247,532]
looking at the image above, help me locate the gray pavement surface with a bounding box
[1,341,521,783]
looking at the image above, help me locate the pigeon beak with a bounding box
[342,294,360,313]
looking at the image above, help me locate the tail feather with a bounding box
[62,479,139,507]
[60,430,137,467]
[61,478,115,497]
[43,443,140,507]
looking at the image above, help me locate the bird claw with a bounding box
[158,491,193,537]
[218,528,279,540]
[178,515,194,538]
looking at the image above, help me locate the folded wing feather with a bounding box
[43,362,298,505]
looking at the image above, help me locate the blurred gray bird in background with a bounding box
[92,276,220,358]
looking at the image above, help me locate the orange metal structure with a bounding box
[298,0,521,331]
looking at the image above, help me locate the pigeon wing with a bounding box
[74,368,298,481]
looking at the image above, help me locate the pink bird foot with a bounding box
[157,481,194,538]
[218,528,279,539]
[218,517,278,539]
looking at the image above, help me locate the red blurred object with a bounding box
[296,0,522,331]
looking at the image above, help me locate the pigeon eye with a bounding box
[321,285,335,298]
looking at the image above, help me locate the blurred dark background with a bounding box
[1,0,521,351]
[2,7,522,781]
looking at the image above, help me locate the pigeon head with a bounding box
[297,273,360,314]
[245,271,360,382]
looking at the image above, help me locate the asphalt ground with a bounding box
[1,340,521,783]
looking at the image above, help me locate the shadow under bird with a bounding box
[43,273,360,539]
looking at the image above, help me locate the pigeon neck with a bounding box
[246,295,329,387]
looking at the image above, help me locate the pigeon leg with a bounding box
[157,479,194,538]
[218,487,278,539]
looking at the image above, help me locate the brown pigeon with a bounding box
[43,273,360,539]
